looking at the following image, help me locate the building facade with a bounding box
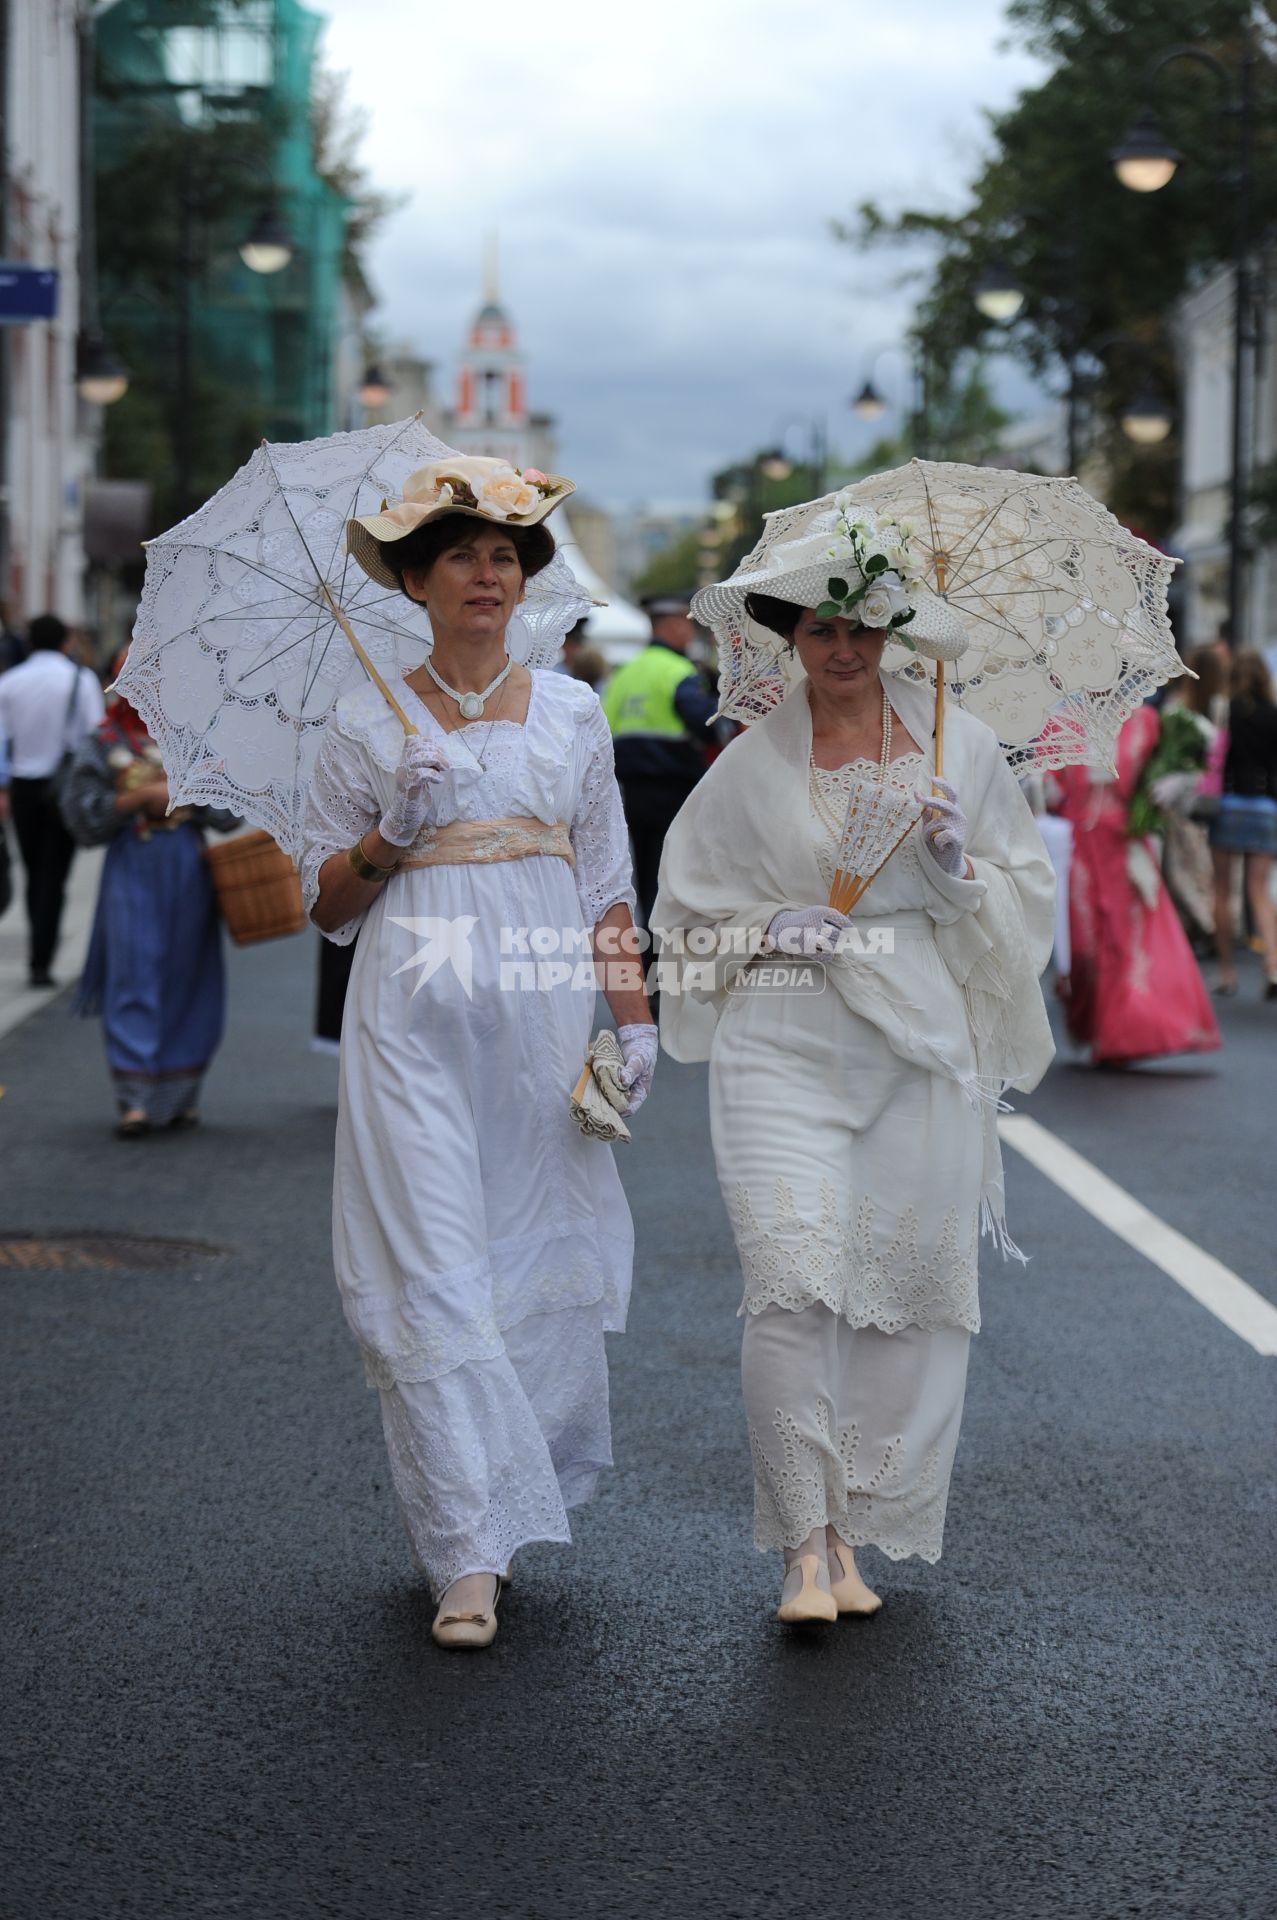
[0,0,93,623]
[93,0,349,530]
[1172,259,1277,655]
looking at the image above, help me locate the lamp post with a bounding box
[1112,39,1262,647]
[357,364,391,411]
[764,415,828,495]
[173,149,294,518]
[969,248,1090,473]
[849,345,927,454]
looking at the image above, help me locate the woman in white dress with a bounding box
[654,501,1055,1626]
[300,456,656,1648]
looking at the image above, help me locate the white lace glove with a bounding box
[764,905,852,957]
[1150,770,1199,814]
[916,779,970,877]
[616,1023,658,1117]
[378,737,450,847]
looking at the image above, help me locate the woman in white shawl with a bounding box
[654,500,1055,1626]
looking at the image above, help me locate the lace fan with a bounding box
[828,775,921,915]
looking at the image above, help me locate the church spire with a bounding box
[483,230,500,308]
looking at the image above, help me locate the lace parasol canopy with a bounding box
[114,417,590,856]
[707,462,1182,775]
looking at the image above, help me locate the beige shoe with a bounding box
[776,1553,838,1625]
[431,1575,500,1650]
[827,1536,883,1617]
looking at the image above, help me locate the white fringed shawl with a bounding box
[652,672,1057,1256]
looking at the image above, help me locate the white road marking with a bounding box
[998,1114,1277,1357]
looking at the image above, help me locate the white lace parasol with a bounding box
[114,416,590,855]
[707,461,1181,773]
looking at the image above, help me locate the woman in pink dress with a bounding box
[1054,704,1221,1064]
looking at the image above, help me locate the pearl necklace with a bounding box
[809,686,892,840]
[423,651,513,721]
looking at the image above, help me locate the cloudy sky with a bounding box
[319,0,1048,509]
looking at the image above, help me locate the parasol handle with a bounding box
[320,584,419,737]
[932,553,947,789]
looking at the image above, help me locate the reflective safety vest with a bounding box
[602,642,698,739]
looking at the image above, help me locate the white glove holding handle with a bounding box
[764,905,853,957]
[616,1023,658,1117]
[916,778,970,878]
[378,737,451,848]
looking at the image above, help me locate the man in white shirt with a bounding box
[0,614,105,985]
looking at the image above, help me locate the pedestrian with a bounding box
[58,662,240,1135]
[1053,705,1221,1061]
[1209,650,1277,1000]
[1157,645,1229,949]
[601,589,718,934]
[301,454,654,1650]
[654,507,1055,1626]
[0,613,104,986]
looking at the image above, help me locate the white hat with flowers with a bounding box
[692,491,970,722]
[346,453,575,591]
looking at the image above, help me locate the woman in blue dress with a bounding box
[61,675,240,1135]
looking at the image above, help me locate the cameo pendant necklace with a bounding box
[424,652,513,721]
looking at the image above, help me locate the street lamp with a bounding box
[849,346,924,450]
[76,332,129,407]
[1120,385,1174,445]
[1109,113,1182,194]
[357,364,391,410]
[973,261,1027,324]
[1113,39,1261,646]
[238,207,294,276]
[758,447,793,482]
[850,380,887,422]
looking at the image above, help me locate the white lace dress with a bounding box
[298,669,636,1595]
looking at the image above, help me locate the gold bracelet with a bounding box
[347,835,398,883]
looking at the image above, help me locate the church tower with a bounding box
[446,237,542,469]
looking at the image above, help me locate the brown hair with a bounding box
[743,591,803,640]
[1175,643,1230,716]
[1230,649,1274,709]
[379,511,556,598]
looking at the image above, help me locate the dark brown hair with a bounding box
[380,511,556,597]
[1230,648,1274,709]
[743,590,803,640]
[1171,643,1229,715]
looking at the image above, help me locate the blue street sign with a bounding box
[0,265,58,323]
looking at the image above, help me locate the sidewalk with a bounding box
[0,841,103,1041]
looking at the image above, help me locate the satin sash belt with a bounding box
[397,815,576,871]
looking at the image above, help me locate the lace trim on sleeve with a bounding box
[570,696,637,927]
[298,717,384,946]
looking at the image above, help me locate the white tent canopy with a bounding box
[555,513,650,663]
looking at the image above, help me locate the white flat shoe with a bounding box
[828,1537,883,1617]
[776,1553,838,1625]
[432,1575,500,1650]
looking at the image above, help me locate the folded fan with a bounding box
[569,1030,632,1144]
[828,776,921,915]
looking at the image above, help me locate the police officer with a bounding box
[602,590,718,935]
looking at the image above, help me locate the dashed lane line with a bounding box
[998,1113,1277,1358]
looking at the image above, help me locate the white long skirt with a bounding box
[709,936,983,1561]
[741,1303,970,1559]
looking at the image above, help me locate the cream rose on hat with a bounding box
[344,449,576,591]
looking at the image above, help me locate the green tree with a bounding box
[840,0,1276,534]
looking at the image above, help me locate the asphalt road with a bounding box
[2,931,1274,1920]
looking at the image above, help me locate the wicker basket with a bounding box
[205,830,306,946]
